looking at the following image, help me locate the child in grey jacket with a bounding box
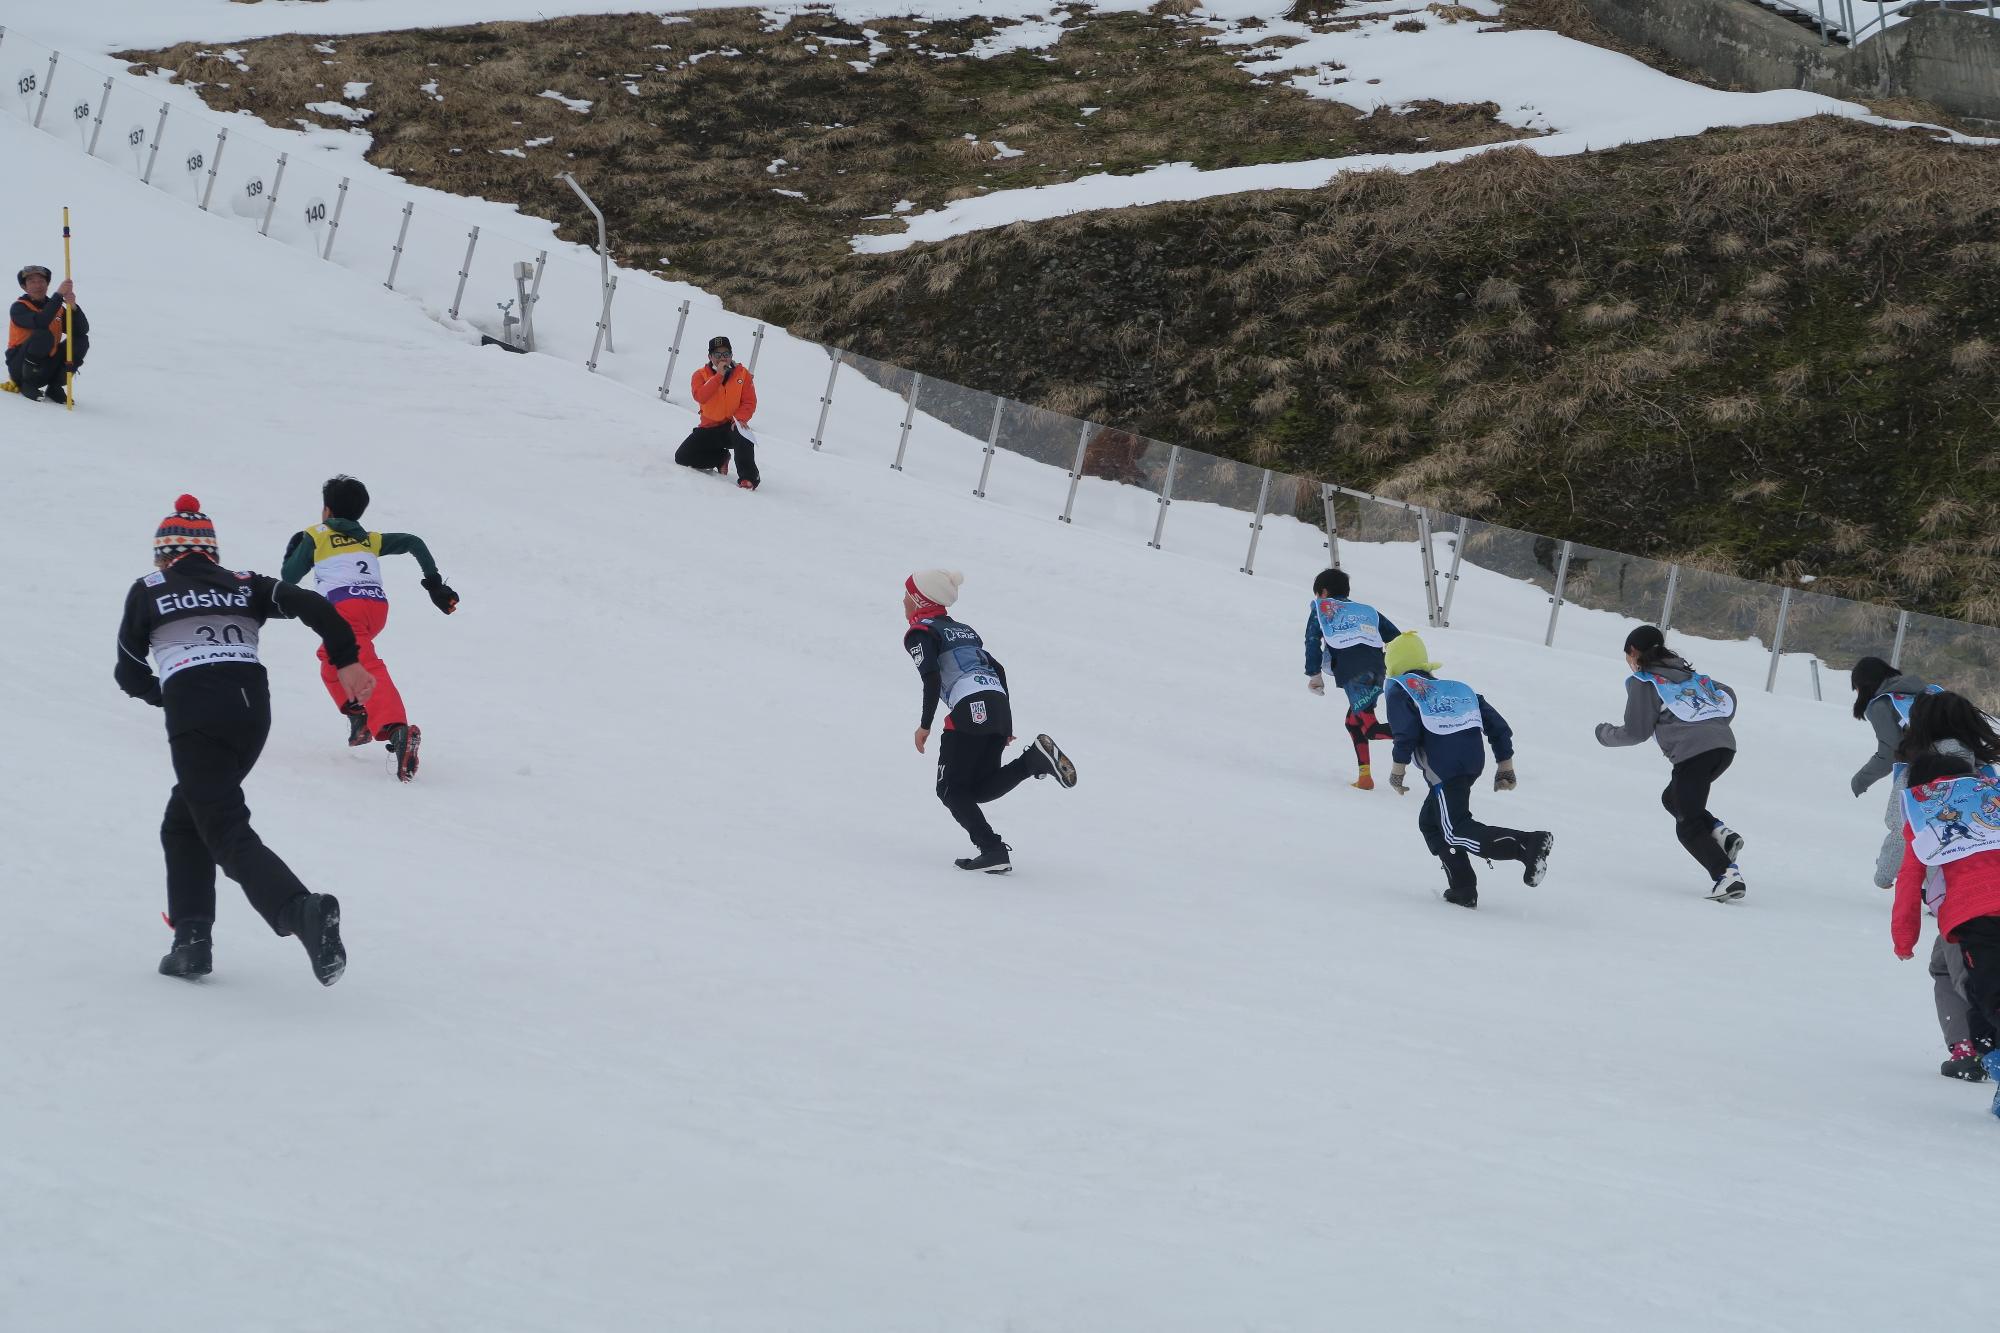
[1595,626,1745,901]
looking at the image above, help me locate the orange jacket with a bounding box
[7,295,64,354]
[691,363,756,429]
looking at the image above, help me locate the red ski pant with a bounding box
[318,598,407,737]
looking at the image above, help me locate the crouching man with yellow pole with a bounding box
[4,210,90,408]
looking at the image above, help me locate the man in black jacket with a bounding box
[5,264,89,403]
[116,495,373,984]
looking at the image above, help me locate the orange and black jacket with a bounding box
[7,294,69,363]
[691,362,757,429]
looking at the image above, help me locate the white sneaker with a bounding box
[1712,823,1745,860]
[1707,864,1747,902]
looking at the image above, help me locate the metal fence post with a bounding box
[86,76,111,156]
[586,275,618,372]
[1059,423,1090,521]
[199,128,228,211]
[810,349,840,450]
[972,398,1006,497]
[322,176,349,259]
[1660,564,1680,632]
[524,250,546,349]
[1810,659,1823,702]
[1240,469,1274,575]
[142,103,169,184]
[1148,446,1182,550]
[557,172,614,353]
[1418,510,1443,627]
[384,201,414,289]
[891,373,922,471]
[258,152,288,237]
[659,299,691,400]
[1891,609,1910,668]
[748,323,765,374]
[1766,587,1793,693]
[1543,540,1574,647]
[32,51,56,129]
[1322,483,1340,567]
[1439,515,1467,627]
[448,225,480,320]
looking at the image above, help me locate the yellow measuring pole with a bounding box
[62,207,75,411]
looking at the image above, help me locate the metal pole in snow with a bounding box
[32,51,56,129]
[448,225,480,321]
[660,300,691,400]
[259,152,288,237]
[1811,659,1823,702]
[1322,483,1340,567]
[1891,609,1910,668]
[892,373,922,472]
[810,349,840,450]
[586,274,618,372]
[557,171,614,352]
[323,177,349,260]
[199,127,228,211]
[86,77,111,156]
[1661,564,1680,632]
[1148,446,1181,550]
[1766,587,1793,693]
[1059,422,1090,522]
[1543,540,1573,648]
[385,201,414,289]
[1418,510,1442,627]
[524,250,546,350]
[1240,469,1273,576]
[1439,516,1467,627]
[972,398,1005,497]
[748,323,765,374]
[141,102,168,185]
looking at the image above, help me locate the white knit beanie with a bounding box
[907,569,963,608]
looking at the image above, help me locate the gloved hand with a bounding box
[1593,722,1616,746]
[1494,759,1517,792]
[1307,674,1325,696]
[422,575,460,615]
[1850,771,1870,798]
[1388,763,1408,796]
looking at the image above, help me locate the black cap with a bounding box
[17,264,51,287]
[708,336,732,354]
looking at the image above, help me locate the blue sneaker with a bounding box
[1984,1051,2000,1119]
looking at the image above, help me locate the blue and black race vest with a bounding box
[1387,672,1483,736]
[919,616,1006,710]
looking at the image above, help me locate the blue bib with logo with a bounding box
[1389,673,1483,736]
[1903,766,2000,867]
[1635,670,1735,724]
[1878,683,1945,727]
[1313,598,1385,653]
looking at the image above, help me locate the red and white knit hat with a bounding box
[154,494,218,560]
[904,569,962,616]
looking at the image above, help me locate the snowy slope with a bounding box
[0,86,1990,1333]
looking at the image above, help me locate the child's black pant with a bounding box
[1957,916,2000,1034]
[1662,747,1734,879]
[1418,775,1536,892]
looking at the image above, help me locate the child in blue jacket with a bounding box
[1383,631,1553,909]
[1304,568,1402,789]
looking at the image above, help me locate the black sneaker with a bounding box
[384,723,421,782]
[1443,887,1478,909]
[344,701,372,747]
[158,920,213,979]
[46,383,67,405]
[1521,832,1554,887]
[1031,734,1077,788]
[955,844,1012,874]
[1942,1054,1990,1082]
[285,892,346,986]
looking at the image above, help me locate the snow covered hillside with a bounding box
[1,53,1992,1332]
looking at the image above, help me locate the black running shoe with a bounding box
[1942,1054,1989,1082]
[1031,734,1077,788]
[1522,832,1554,887]
[955,844,1012,874]
[344,702,372,747]
[384,723,421,782]
[1443,887,1478,909]
[288,893,346,986]
[158,920,213,979]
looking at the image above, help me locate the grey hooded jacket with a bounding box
[1595,664,1737,765]
[1852,672,1931,798]
[1873,736,1972,889]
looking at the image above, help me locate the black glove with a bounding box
[422,575,459,615]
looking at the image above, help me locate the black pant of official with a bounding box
[1662,747,1734,880]
[1417,774,1536,895]
[1957,917,2000,1037]
[6,309,90,392]
[674,422,758,485]
[936,722,1039,855]
[162,716,312,934]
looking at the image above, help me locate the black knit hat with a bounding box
[1851,655,1897,719]
[323,475,370,521]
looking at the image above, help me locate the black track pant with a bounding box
[1662,747,1734,880]
[936,730,1040,854]
[1417,775,1536,894]
[674,422,758,485]
[162,718,310,934]
[1957,916,2000,1036]
[6,307,89,390]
